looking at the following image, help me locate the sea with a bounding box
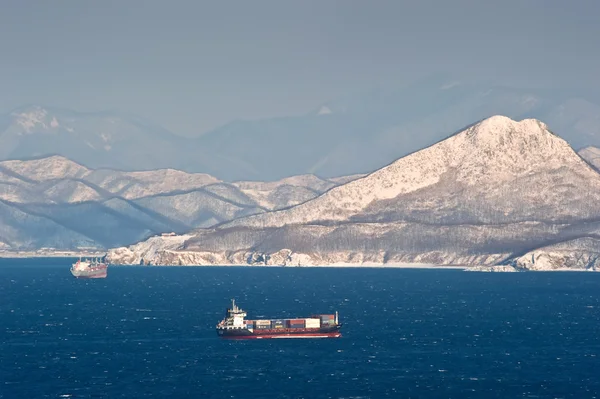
[2,258,600,399]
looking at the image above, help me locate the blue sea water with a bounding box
[1,259,600,398]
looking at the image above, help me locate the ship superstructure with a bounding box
[70,257,108,279]
[216,300,342,339]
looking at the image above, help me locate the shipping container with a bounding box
[255,324,270,329]
[305,318,321,328]
[255,320,271,325]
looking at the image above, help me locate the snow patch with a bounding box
[440,81,460,90]
[11,106,50,133]
[317,106,332,115]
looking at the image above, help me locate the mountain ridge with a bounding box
[3,77,600,181]
[0,156,344,250]
[107,115,600,271]
[219,116,587,229]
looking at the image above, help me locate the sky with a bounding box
[0,0,599,136]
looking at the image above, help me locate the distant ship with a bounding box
[70,257,108,279]
[216,300,342,339]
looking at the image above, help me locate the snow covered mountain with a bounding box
[0,156,342,251]
[3,78,600,183]
[578,146,600,170]
[0,105,227,176]
[107,116,600,270]
[195,78,600,180]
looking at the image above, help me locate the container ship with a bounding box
[216,300,342,339]
[70,257,108,279]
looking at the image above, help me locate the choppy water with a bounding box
[2,258,600,398]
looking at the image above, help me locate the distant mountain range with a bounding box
[2,76,600,181]
[0,156,353,251]
[107,116,600,271]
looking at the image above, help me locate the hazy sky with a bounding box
[1,0,599,135]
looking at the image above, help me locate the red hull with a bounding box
[222,332,342,340]
[75,273,107,279]
[71,260,107,279]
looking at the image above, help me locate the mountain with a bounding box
[0,156,343,251]
[578,146,600,170]
[0,105,229,176]
[193,78,600,181]
[3,78,600,182]
[107,116,600,271]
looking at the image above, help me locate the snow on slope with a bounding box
[108,234,194,265]
[10,106,60,133]
[0,183,37,203]
[134,190,263,228]
[328,174,365,185]
[41,180,104,203]
[88,169,220,200]
[0,154,347,250]
[0,155,90,182]
[511,237,600,271]
[0,105,219,174]
[579,146,600,170]
[106,115,600,269]
[0,155,336,205]
[223,116,596,229]
[234,174,336,193]
[233,174,338,210]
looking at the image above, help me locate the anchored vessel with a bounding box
[216,300,342,339]
[70,257,108,279]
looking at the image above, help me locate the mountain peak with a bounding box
[317,105,333,115]
[0,154,90,182]
[470,115,549,137]
[458,115,556,153]
[222,116,591,229]
[9,105,60,133]
[439,115,572,186]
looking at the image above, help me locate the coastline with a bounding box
[0,253,596,272]
[110,262,468,269]
[0,251,106,259]
[103,263,599,272]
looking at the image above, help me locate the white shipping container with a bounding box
[305,318,321,328]
[255,320,271,325]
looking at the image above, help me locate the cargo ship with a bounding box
[70,257,108,279]
[216,299,342,339]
